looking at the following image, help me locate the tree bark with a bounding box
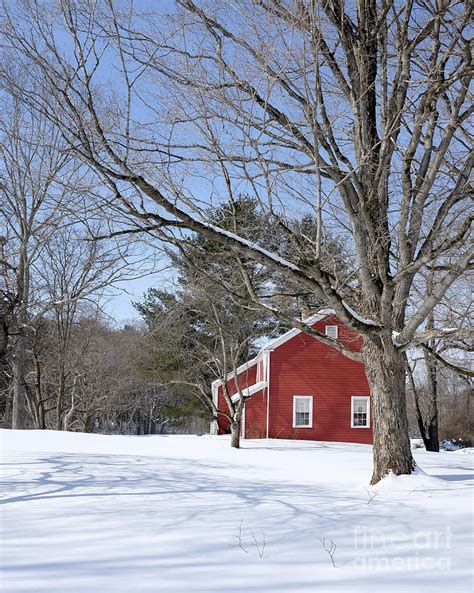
[422,298,439,452]
[424,419,439,452]
[12,330,27,429]
[84,414,94,433]
[0,298,10,405]
[411,380,439,452]
[422,351,440,452]
[411,381,430,450]
[62,374,78,432]
[230,420,241,448]
[28,353,46,429]
[362,334,416,484]
[56,362,67,430]
[148,412,156,434]
[406,329,440,452]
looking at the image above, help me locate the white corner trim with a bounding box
[265,349,270,439]
[351,395,371,428]
[230,381,268,403]
[211,380,219,410]
[292,395,313,428]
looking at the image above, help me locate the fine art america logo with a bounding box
[353,525,452,571]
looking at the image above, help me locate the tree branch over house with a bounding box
[1,0,472,483]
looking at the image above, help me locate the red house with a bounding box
[211,309,372,444]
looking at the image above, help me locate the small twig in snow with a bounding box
[233,519,249,554]
[251,529,266,558]
[230,520,267,557]
[364,487,379,504]
[319,537,338,568]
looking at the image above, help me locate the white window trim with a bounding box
[325,324,338,339]
[293,395,313,428]
[351,396,370,428]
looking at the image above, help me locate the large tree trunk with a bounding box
[411,380,439,453]
[422,301,440,452]
[148,408,156,434]
[230,420,241,448]
[29,353,46,429]
[62,374,78,432]
[29,399,46,429]
[407,351,439,453]
[37,403,46,430]
[12,330,27,429]
[421,356,439,452]
[0,298,10,411]
[11,252,30,430]
[424,418,439,452]
[423,273,439,453]
[362,334,415,484]
[412,386,431,450]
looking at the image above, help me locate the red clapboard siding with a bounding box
[216,314,372,444]
[225,364,258,397]
[244,389,268,439]
[266,316,372,444]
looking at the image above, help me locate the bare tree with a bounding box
[407,272,473,451]
[1,0,472,482]
[0,96,146,429]
[0,269,13,422]
[32,225,138,429]
[60,317,196,435]
[0,99,77,427]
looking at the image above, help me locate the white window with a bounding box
[351,396,370,428]
[325,325,338,339]
[293,396,313,428]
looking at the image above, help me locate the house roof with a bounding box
[212,308,336,386]
[259,308,336,353]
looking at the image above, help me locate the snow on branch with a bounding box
[203,221,301,271]
[341,301,377,326]
[398,327,474,352]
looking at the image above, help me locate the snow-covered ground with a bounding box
[1,430,472,593]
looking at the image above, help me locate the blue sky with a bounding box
[104,255,179,323]
[105,275,158,322]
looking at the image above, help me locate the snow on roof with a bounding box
[258,308,336,353]
[214,308,336,385]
